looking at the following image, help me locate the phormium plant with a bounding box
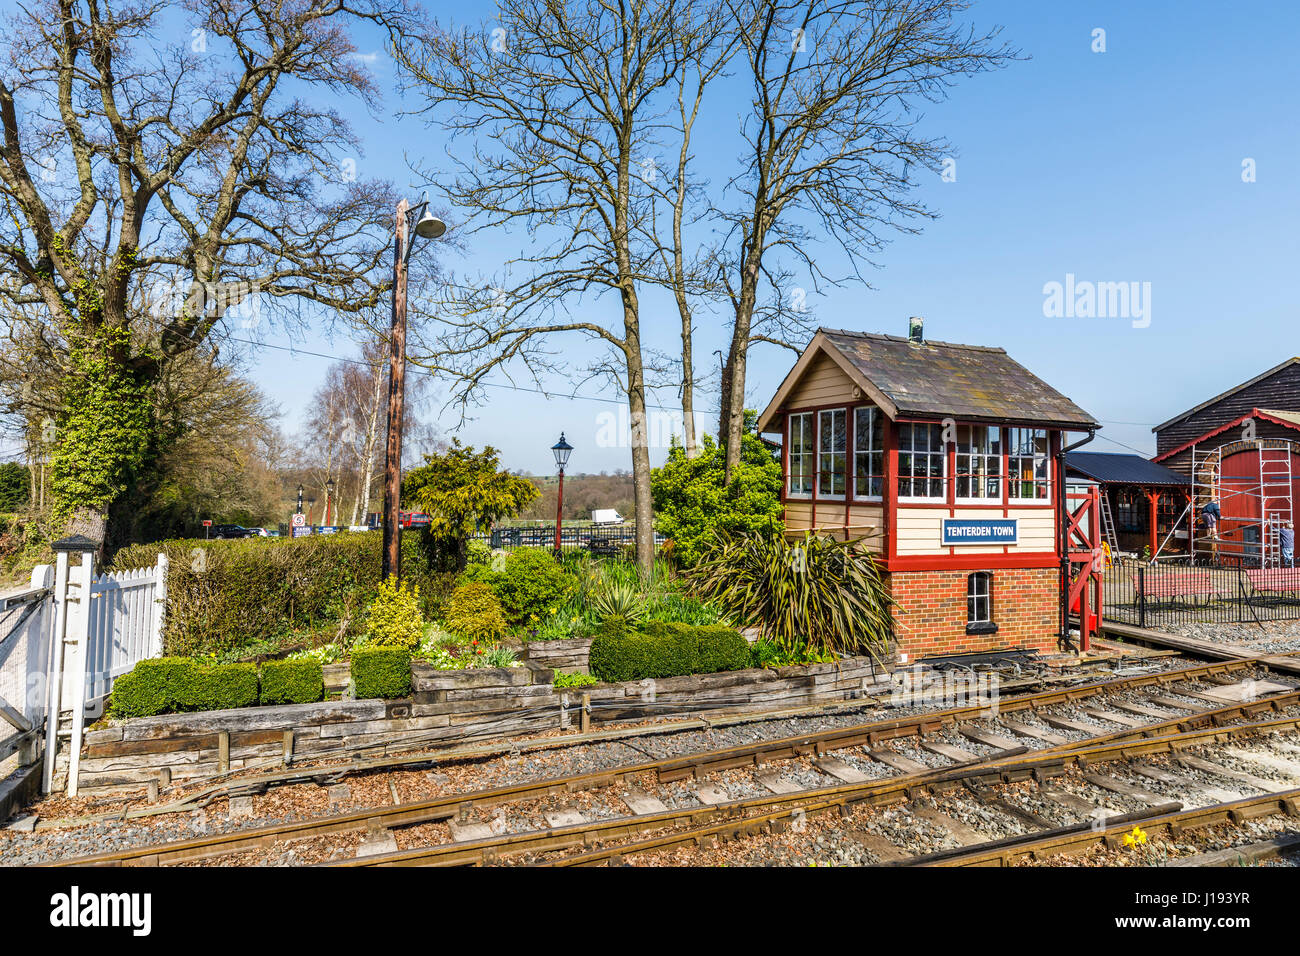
[685,529,893,661]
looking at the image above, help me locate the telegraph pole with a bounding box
[381,199,409,581]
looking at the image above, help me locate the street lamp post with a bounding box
[325,478,335,527]
[382,194,446,581]
[551,433,573,557]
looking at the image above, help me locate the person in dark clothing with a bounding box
[1202,500,1221,535]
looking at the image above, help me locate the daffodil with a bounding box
[1121,825,1147,848]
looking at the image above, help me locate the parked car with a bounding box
[209,524,252,539]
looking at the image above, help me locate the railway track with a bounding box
[532,716,1300,869]
[913,787,1300,867]
[38,657,1296,867]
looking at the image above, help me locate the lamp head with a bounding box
[551,432,573,471]
[414,208,446,240]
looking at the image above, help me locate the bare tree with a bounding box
[713,0,1016,478]
[390,0,727,570]
[0,0,411,544]
[640,33,741,459]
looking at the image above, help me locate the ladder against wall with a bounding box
[1097,489,1120,557]
[1191,439,1296,567]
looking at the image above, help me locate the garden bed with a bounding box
[61,654,895,792]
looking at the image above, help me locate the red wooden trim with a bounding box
[896,501,1055,510]
[885,417,898,563]
[882,553,1060,572]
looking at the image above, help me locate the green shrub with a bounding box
[686,623,752,674]
[553,671,599,688]
[588,578,647,626]
[184,663,260,711]
[111,532,446,657]
[352,646,412,699]
[109,657,195,718]
[365,577,425,649]
[465,539,493,566]
[260,658,325,705]
[588,620,749,682]
[492,548,576,623]
[750,638,837,669]
[650,420,784,568]
[686,528,893,661]
[109,658,258,717]
[445,582,508,641]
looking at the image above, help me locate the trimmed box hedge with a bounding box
[588,621,750,682]
[260,658,325,705]
[351,646,412,700]
[109,658,259,718]
[110,658,192,718]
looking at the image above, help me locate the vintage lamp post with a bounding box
[551,433,573,556]
[382,193,446,581]
[325,478,335,527]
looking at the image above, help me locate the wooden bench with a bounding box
[1135,571,1223,601]
[1246,568,1300,594]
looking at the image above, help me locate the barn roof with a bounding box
[1152,357,1300,433]
[1152,407,1300,463]
[1064,452,1189,487]
[757,329,1098,432]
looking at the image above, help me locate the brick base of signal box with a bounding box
[886,567,1059,660]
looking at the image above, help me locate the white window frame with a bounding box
[787,412,814,498]
[853,406,884,501]
[816,408,847,500]
[955,424,1003,504]
[1008,427,1052,501]
[967,572,992,625]
[897,422,947,503]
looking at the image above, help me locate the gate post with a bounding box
[150,552,169,658]
[42,535,99,796]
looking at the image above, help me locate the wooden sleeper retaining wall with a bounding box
[63,654,894,792]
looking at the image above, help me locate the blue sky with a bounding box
[243,0,1300,475]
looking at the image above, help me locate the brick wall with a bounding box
[886,567,1059,660]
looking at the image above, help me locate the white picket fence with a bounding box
[0,550,167,796]
[65,559,168,710]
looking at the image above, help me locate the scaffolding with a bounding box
[1190,439,1296,567]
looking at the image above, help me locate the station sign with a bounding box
[941,518,1018,546]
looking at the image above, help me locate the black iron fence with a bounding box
[471,522,663,557]
[1102,555,1300,629]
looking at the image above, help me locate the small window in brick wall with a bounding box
[966,572,998,635]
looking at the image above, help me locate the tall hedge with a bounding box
[112,533,455,657]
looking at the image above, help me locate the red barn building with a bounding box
[1152,359,1300,566]
[757,324,1098,662]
